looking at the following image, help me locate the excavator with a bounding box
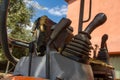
[0,0,115,80]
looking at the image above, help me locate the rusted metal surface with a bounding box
[90,60,114,80]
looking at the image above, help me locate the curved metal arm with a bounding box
[0,0,18,65]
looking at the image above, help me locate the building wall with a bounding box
[66,0,80,34]
[66,0,120,52]
[66,0,120,79]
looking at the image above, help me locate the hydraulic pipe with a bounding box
[0,0,18,65]
[78,0,85,32]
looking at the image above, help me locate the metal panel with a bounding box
[14,51,94,80]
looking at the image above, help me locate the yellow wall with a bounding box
[66,0,120,52]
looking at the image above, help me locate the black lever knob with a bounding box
[84,13,107,34]
[50,18,71,42]
[100,34,108,49]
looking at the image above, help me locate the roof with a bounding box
[65,0,76,4]
[109,52,120,56]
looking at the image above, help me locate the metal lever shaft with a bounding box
[46,18,71,79]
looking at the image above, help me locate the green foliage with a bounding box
[0,0,34,60]
[12,47,29,59]
[8,0,32,26]
[7,0,33,41]
[0,46,6,61]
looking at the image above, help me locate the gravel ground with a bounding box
[0,73,13,80]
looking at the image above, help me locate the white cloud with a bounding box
[26,21,34,30]
[23,0,48,10]
[48,5,68,16]
[23,0,67,16]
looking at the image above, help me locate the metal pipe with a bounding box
[11,40,29,48]
[83,0,92,22]
[28,42,35,76]
[78,0,85,33]
[46,40,51,79]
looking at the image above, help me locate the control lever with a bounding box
[100,34,108,49]
[62,13,107,64]
[84,13,107,34]
[50,18,71,42]
[46,18,71,79]
[97,34,109,64]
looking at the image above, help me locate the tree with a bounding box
[7,0,33,41]
[0,0,34,62]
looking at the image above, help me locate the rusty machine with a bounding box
[0,0,115,80]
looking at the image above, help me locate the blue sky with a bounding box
[23,0,68,23]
